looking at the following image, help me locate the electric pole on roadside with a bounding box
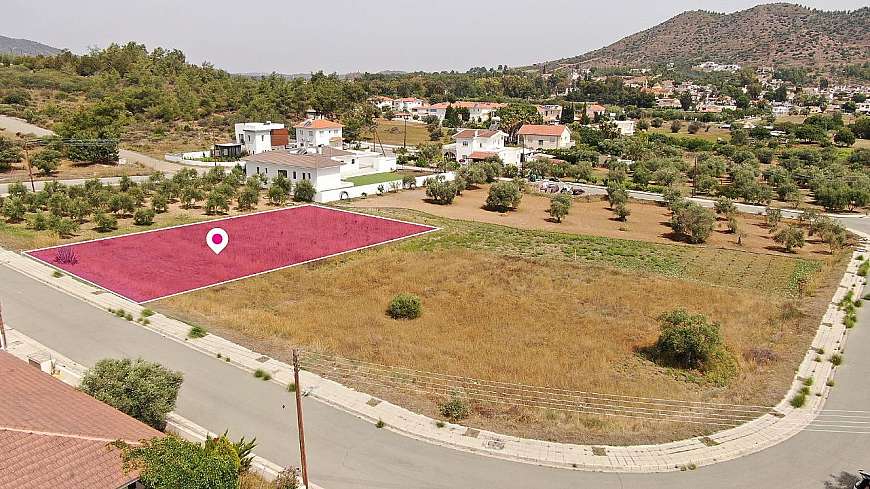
[292,349,309,488]
[18,135,36,192]
[0,300,8,350]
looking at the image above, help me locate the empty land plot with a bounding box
[28,205,434,302]
[155,209,847,445]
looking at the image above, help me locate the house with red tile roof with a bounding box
[293,117,344,148]
[517,124,572,150]
[0,351,163,489]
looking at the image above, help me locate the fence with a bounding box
[315,171,456,203]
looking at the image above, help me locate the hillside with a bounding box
[0,35,61,56]
[546,3,869,69]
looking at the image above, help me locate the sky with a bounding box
[2,0,867,74]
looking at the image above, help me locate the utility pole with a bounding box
[403,117,407,149]
[292,349,309,488]
[0,300,8,350]
[20,136,36,192]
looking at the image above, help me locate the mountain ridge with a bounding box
[542,3,869,70]
[0,35,61,56]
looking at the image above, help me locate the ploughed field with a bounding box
[154,208,847,445]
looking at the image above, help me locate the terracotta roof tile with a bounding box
[517,124,569,137]
[292,119,343,129]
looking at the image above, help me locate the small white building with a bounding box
[536,105,563,124]
[656,98,683,109]
[517,125,572,150]
[294,119,344,148]
[243,146,397,192]
[449,128,521,165]
[244,148,343,192]
[234,122,288,155]
[392,97,425,112]
[612,120,636,136]
[369,96,394,109]
[426,102,506,122]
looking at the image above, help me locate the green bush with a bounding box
[293,179,316,202]
[485,180,522,212]
[670,203,715,244]
[424,177,457,205]
[121,435,240,489]
[80,358,183,430]
[387,293,422,319]
[133,207,156,226]
[655,309,725,370]
[438,395,470,421]
[188,325,208,339]
[790,392,807,408]
[93,212,118,232]
[547,194,572,222]
[830,354,843,366]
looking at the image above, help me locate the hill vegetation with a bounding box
[544,3,869,70]
[0,35,60,56]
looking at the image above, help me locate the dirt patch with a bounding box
[348,185,832,258]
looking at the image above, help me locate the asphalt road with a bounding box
[2,260,869,488]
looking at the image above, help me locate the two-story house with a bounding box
[517,125,572,150]
[294,118,344,148]
[234,122,289,154]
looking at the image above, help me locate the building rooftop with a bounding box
[236,122,285,132]
[243,149,345,169]
[454,129,503,139]
[0,351,162,489]
[517,124,568,136]
[293,119,344,130]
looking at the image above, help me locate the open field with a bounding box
[0,160,152,184]
[31,206,434,302]
[648,125,732,142]
[350,184,834,258]
[345,169,432,187]
[154,205,846,445]
[363,119,432,147]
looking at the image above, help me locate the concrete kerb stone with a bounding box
[1,241,866,473]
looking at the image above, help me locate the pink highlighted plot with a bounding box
[28,205,436,303]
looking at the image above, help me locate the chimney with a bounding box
[265,120,272,125]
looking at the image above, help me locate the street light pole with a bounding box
[0,300,8,350]
[292,349,309,488]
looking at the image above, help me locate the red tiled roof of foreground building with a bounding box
[0,351,162,489]
[468,151,498,160]
[517,124,569,137]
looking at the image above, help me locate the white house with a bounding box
[449,128,521,165]
[234,122,289,155]
[517,125,572,150]
[656,98,683,109]
[612,120,636,136]
[536,105,563,124]
[243,146,397,193]
[369,96,394,109]
[293,119,344,148]
[856,102,870,115]
[392,97,425,112]
[426,101,506,122]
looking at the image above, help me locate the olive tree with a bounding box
[79,358,183,430]
[773,225,806,253]
[670,203,715,243]
[547,194,572,223]
[485,180,522,212]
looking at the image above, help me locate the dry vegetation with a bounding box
[0,158,151,184]
[352,185,834,258]
[362,119,432,147]
[0,196,295,251]
[155,202,847,445]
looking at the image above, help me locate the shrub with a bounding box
[188,325,208,339]
[267,183,288,205]
[670,120,684,133]
[121,435,240,489]
[1,196,26,222]
[133,207,156,226]
[237,186,259,210]
[765,207,782,230]
[439,395,470,421]
[655,309,725,371]
[485,180,522,212]
[93,212,118,232]
[424,177,458,205]
[253,369,272,381]
[32,149,62,175]
[713,197,736,216]
[79,358,183,430]
[151,193,169,213]
[547,194,572,222]
[387,293,422,319]
[274,468,301,489]
[614,202,631,221]
[790,393,807,408]
[375,419,386,428]
[293,179,316,202]
[670,203,715,243]
[401,174,416,189]
[773,225,805,253]
[830,354,843,366]
[205,191,231,215]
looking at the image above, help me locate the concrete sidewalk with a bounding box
[1,239,865,473]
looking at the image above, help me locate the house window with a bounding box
[261,135,265,142]
[256,166,260,174]
[462,141,469,147]
[293,171,297,179]
[539,139,544,146]
[278,170,287,178]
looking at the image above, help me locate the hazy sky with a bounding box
[3,1,866,74]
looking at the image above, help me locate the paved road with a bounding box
[0,115,184,174]
[2,262,869,488]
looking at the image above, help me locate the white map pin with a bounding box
[206,228,229,255]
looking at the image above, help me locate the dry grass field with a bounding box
[0,159,152,184]
[155,203,846,445]
[362,119,433,147]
